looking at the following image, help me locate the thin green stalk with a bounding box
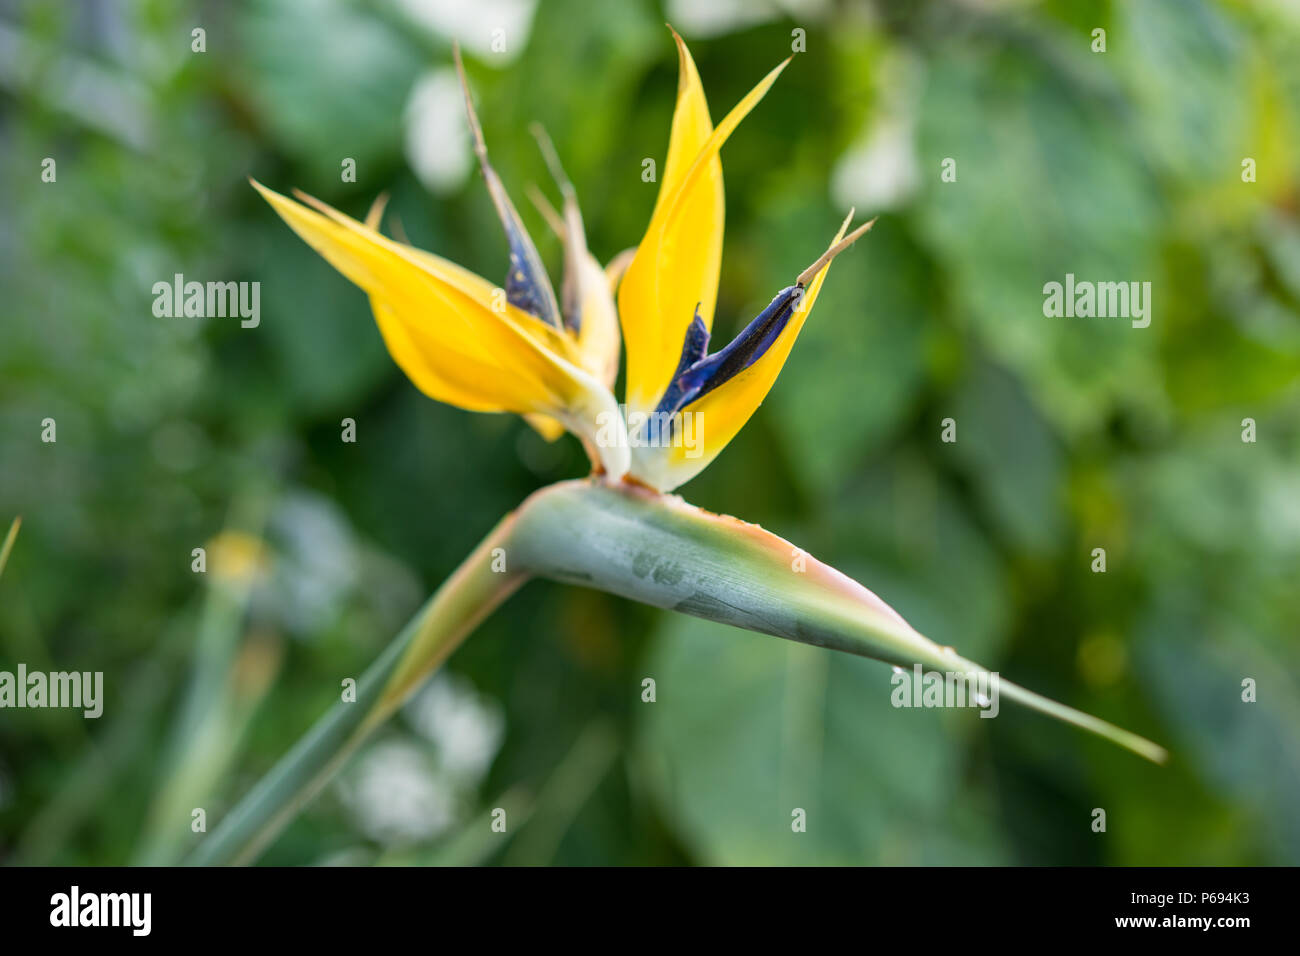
[185,512,526,866]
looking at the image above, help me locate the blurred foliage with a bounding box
[1,0,1298,865]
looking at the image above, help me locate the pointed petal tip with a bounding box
[365,192,391,231]
[453,45,489,164]
[796,215,878,286]
[528,122,575,198]
[289,188,346,223]
[252,179,306,217]
[525,183,565,237]
[666,22,687,54]
[666,24,705,108]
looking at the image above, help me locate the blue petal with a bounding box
[653,309,712,414]
[655,285,802,415]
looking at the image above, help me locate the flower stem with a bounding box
[185,512,527,866]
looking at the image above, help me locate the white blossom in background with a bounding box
[338,739,456,845]
[831,115,919,212]
[831,50,924,212]
[404,68,473,194]
[398,0,541,193]
[338,674,503,846]
[664,0,775,37]
[664,0,831,37]
[404,672,505,782]
[394,0,538,60]
[263,491,359,636]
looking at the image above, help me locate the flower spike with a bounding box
[454,44,563,329]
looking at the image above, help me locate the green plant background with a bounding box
[2,0,1298,865]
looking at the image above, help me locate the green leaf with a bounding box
[913,38,1163,434]
[237,0,422,184]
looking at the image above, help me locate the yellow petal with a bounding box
[367,297,511,411]
[258,182,555,396]
[253,180,630,476]
[650,27,717,226]
[629,214,868,492]
[293,187,578,365]
[575,252,621,389]
[358,193,552,413]
[618,30,718,411]
[620,43,791,411]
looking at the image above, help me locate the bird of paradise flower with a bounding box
[194,30,1165,866]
